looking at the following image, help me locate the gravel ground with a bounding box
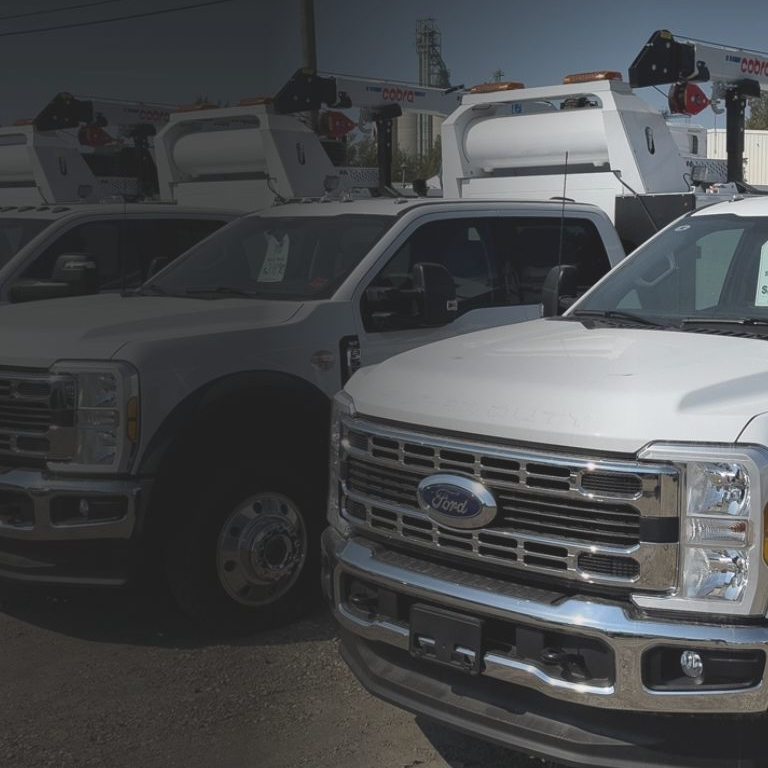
[0,586,555,768]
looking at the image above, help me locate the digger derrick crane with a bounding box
[629,29,768,184]
[0,92,174,204]
[273,69,462,191]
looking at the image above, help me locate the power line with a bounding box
[0,0,126,23]
[0,0,242,38]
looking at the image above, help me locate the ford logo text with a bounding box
[416,474,497,530]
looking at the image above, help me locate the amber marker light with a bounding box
[126,397,139,443]
[468,81,525,94]
[563,71,623,84]
[763,501,768,565]
[238,96,273,106]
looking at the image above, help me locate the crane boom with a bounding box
[273,68,462,118]
[33,92,174,133]
[629,29,768,93]
[273,68,463,192]
[629,29,768,184]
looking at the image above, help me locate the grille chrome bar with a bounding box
[0,372,75,462]
[341,418,680,591]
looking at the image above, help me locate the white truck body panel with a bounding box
[441,79,694,207]
[0,126,115,206]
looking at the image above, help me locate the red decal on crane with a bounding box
[382,88,415,103]
[741,57,768,77]
[78,124,118,146]
[320,110,356,138]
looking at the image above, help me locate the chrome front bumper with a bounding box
[0,467,145,585]
[323,527,768,714]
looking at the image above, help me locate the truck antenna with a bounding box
[611,169,660,236]
[557,151,569,270]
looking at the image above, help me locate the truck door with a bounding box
[354,214,612,370]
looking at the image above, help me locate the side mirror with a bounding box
[9,253,99,303]
[9,280,76,303]
[541,264,578,317]
[413,262,457,326]
[51,253,99,294]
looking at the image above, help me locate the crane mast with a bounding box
[630,29,768,183]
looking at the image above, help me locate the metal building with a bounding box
[708,129,768,185]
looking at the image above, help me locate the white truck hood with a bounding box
[347,318,768,455]
[0,294,302,368]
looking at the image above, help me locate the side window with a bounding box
[22,221,122,284]
[363,219,497,331]
[695,229,742,309]
[21,218,227,290]
[615,227,745,314]
[124,219,227,285]
[490,217,612,305]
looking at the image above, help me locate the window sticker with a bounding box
[258,233,289,282]
[756,241,768,307]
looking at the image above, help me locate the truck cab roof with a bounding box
[250,196,615,219]
[0,202,244,221]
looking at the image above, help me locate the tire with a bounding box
[164,464,322,633]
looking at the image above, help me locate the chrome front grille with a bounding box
[340,419,680,591]
[347,457,641,546]
[0,372,75,463]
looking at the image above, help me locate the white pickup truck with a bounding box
[324,194,768,767]
[0,195,624,630]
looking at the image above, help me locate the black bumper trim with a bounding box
[339,629,768,768]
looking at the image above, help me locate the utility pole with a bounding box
[299,0,318,131]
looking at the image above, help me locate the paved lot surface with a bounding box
[0,585,555,768]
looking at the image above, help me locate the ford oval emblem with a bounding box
[416,474,497,530]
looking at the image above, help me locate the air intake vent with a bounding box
[582,472,643,497]
[578,553,640,579]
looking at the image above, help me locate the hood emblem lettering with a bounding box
[417,474,497,530]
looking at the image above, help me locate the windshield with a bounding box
[572,213,768,327]
[0,218,50,268]
[148,213,394,300]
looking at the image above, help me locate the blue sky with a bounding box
[0,0,766,129]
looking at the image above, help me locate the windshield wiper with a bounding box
[184,286,258,298]
[569,309,669,328]
[680,316,768,327]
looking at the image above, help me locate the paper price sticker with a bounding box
[258,233,289,282]
[755,241,768,307]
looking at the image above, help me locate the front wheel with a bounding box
[165,468,321,632]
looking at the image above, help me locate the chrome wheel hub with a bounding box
[216,492,306,607]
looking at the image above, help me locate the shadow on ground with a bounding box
[417,717,561,768]
[0,581,335,649]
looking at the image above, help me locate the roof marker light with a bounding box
[238,96,273,106]
[174,102,218,112]
[468,81,525,94]
[563,71,623,84]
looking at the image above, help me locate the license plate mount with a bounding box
[409,603,483,675]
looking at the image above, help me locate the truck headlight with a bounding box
[634,444,768,616]
[47,361,139,474]
[328,389,356,534]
